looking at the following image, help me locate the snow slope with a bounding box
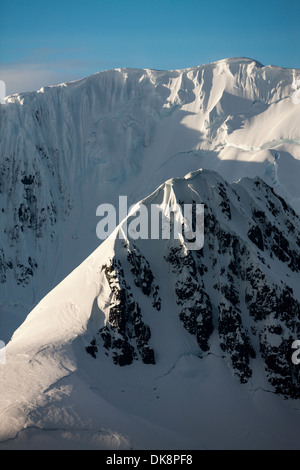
[0,169,300,450]
[1,58,300,339]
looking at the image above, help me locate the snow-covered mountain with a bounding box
[1,58,300,450]
[1,57,300,340]
[0,169,300,450]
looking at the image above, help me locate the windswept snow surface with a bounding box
[0,169,300,450]
[0,58,300,338]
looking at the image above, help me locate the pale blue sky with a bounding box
[0,0,299,94]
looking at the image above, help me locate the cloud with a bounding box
[0,62,87,96]
[0,57,117,95]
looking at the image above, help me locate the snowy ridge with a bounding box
[1,169,300,449]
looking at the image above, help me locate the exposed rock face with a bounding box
[126,244,161,311]
[86,258,156,366]
[165,246,213,353]
[0,155,70,288]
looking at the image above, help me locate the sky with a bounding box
[0,0,299,95]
